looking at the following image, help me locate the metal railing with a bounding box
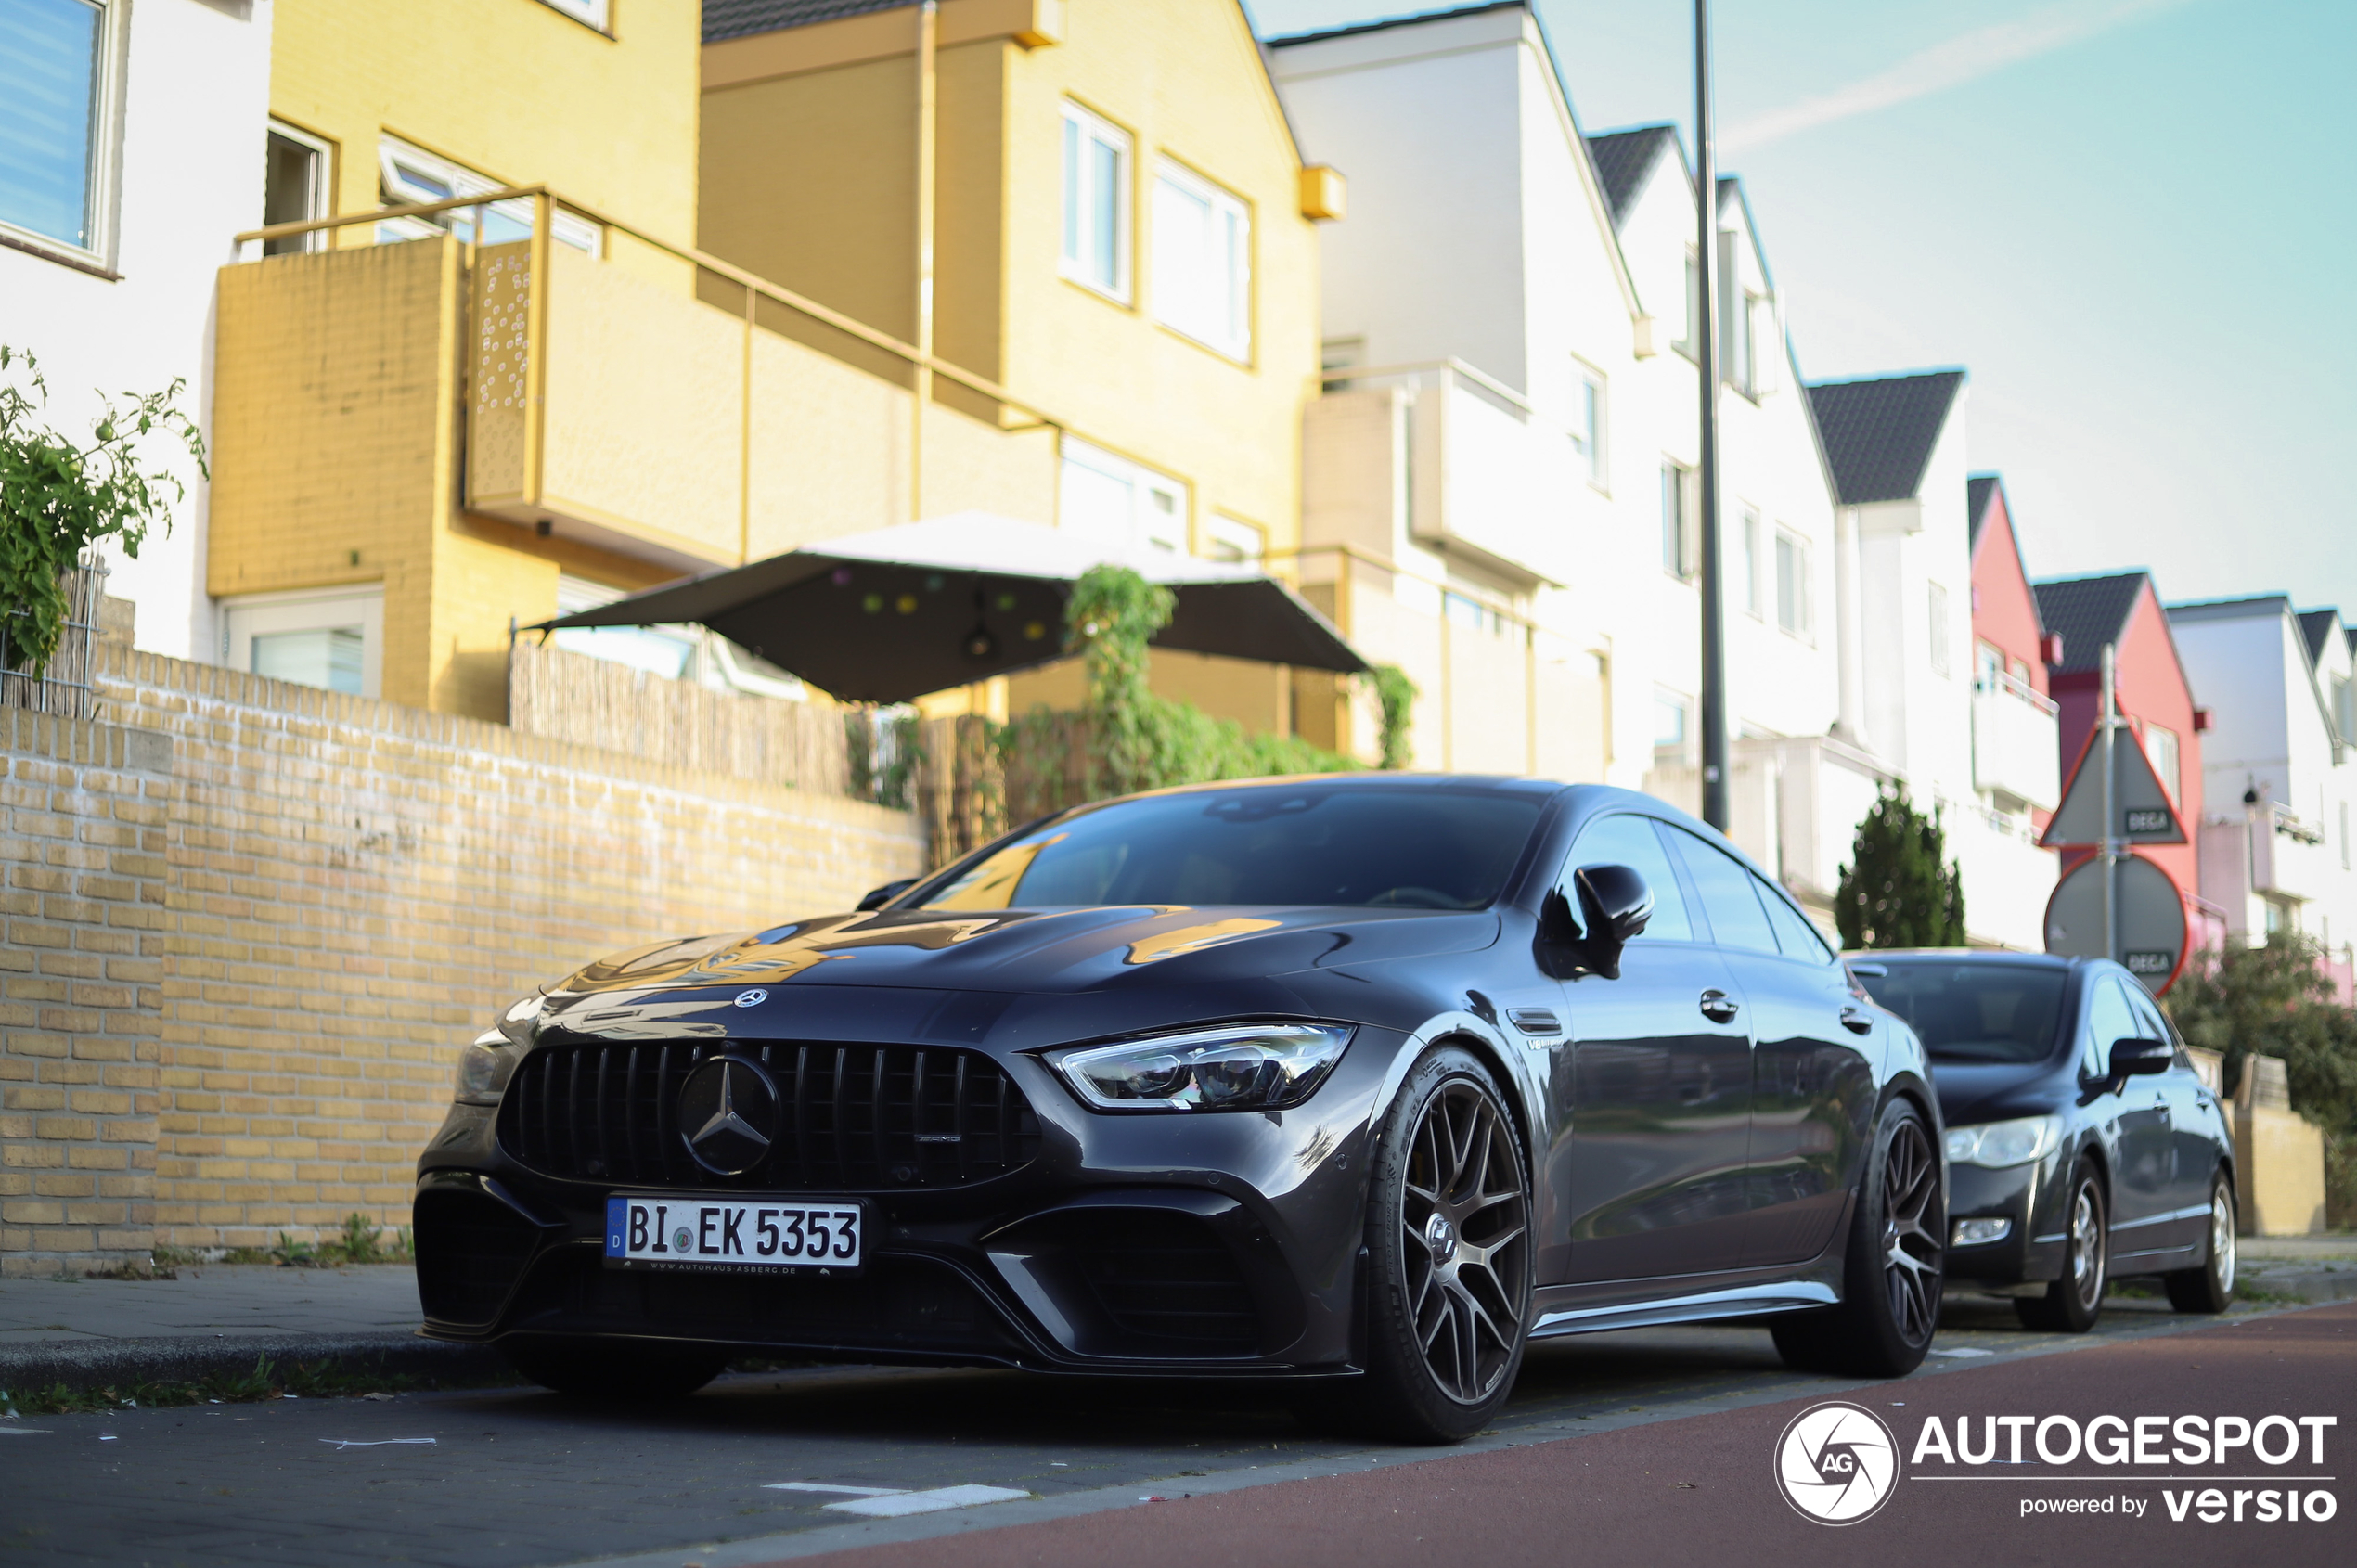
[0,557,108,722]
[1972,667,2059,714]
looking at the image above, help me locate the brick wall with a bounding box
[0,647,924,1275]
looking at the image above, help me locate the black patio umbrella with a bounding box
[535,513,1367,704]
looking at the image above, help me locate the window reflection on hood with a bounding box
[915,786,1543,912]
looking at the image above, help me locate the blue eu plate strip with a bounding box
[605,1196,625,1257]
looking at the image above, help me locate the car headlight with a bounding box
[1944,1114,2062,1168]
[453,995,545,1106]
[1046,1022,1354,1112]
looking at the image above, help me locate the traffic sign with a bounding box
[2039,725,2187,850]
[2042,851,2190,994]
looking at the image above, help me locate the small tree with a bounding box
[1835,784,1967,948]
[0,347,205,675]
[1367,663,1417,770]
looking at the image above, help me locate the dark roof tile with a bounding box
[704,0,910,44]
[1586,125,1679,224]
[1804,371,1965,506]
[2296,609,2339,668]
[2034,573,2148,675]
[1965,474,1999,551]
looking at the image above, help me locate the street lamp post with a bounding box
[1694,0,1730,831]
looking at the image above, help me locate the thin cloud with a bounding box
[1721,0,2196,152]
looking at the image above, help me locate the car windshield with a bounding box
[911,785,1544,912]
[1855,961,2069,1064]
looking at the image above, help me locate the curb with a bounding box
[0,1333,509,1394]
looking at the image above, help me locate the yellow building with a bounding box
[206,0,1339,735]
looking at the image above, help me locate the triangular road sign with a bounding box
[2040,724,2187,849]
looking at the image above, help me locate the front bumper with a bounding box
[411,1030,1394,1376]
[1941,1154,2067,1284]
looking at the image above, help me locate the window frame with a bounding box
[2143,721,2180,804]
[1660,461,1695,581]
[1740,507,1762,617]
[1928,581,1951,675]
[376,135,601,253]
[1569,358,1608,493]
[261,119,335,257]
[1059,99,1133,304]
[535,0,612,32]
[1150,155,1253,363]
[220,585,385,700]
[0,0,126,271]
[1774,527,1811,640]
[1058,435,1189,556]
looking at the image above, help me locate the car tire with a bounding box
[498,1335,730,1400]
[1345,1043,1533,1444]
[1771,1096,1944,1379]
[2163,1172,2236,1314]
[2016,1161,2107,1333]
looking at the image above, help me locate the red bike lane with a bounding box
[775,1301,2355,1568]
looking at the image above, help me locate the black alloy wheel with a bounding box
[498,1336,730,1400]
[2016,1160,2107,1333]
[1771,1097,1944,1378]
[2164,1171,2237,1314]
[1346,1044,1533,1443]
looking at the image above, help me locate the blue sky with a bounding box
[1245,0,2357,625]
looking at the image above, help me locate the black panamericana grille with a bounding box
[497,1041,1040,1189]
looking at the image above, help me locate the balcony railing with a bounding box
[1971,673,2060,812]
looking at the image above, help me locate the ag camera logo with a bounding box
[1775,1401,1900,1525]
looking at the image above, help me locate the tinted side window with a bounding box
[2083,977,2137,1076]
[1565,814,1691,942]
[1666,827,1778,954]
[1756,874,1835,962]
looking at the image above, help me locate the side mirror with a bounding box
[857,879,916,912]
[2108,1037,2171,1080]
[1571,863,1653,981]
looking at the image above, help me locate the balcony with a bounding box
[1971,673,2060,812]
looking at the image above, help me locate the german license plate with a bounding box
[603,1195,866,1275]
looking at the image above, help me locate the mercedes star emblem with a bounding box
[677,1055,776,1176]
[734,988,768,1008]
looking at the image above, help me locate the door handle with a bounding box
[1840,1005,1875,1035]
[1698,988,1740,1023]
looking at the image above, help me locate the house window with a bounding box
[1976,641,2002,693]
[1320,336,1364,391]
[1775,530,1810,636]
[2144,722,2180,804]
[222,587,385,700]
[262,122,333,256]
[1675,250,1701,359]
[1569,365,1607,490]
[1060,436,1188,555]
[1740,508,1761,616]
[1152,158,1251,360]
[1060,101,1131,302]
[1927,583,1950,675]
[1654,690,1689,752]
[1660,462,1694,579]
[377,135,599,252]
[0,0,118,260]
[1204,513,1264,564]
[537,0,610,29]
[1746,294,1778,395]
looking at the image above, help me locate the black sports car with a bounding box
[414,776,1946,1440]
[1848,951,2236,1332]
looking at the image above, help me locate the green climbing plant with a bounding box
[1367,662,1418,770]
[1834,784,1967,948]
[0,347,205,675]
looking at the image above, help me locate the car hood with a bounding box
[540,905,1499,1032]
[1931,1058,2078,1126]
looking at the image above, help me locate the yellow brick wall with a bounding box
[271,0,700,251]
[0,645,925,1274]
[0,713,170,1274]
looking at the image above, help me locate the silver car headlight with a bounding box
[453,995,546,1106]
[1944,1114,2062,1169]
[1047,1022,1354,1112]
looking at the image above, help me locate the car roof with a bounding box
[1851,950,2085,972]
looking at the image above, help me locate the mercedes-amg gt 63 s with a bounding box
[414,776,1946,1441]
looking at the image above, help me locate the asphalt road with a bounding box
[0,1292,2346,1568]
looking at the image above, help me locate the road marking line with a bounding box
[824,1484,1029,1518]
[766,1483,907,1497]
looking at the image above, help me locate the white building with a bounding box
[1803,372,2053,949]
[1268,2,1844,889]
[2168,596,2357,985]
[0,0,277,663]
